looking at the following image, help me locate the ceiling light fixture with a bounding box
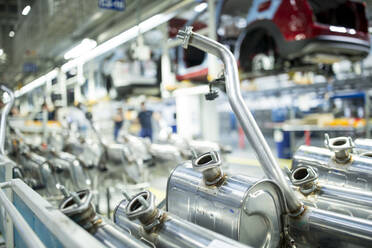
[9,31,15,38]
[22,5,31,16]
[64,38,97,60]
[194,2,208,12]
[62,12,173,71]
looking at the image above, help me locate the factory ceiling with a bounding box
[1,0,372,89]
[0,0,187,88]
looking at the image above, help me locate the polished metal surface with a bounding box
[293,145,372,190]
[292,177,372,220]
[114,191,252,248]
[59,188,146,248]
[166,163,284,248]
[106,143,144,183]
[177,27,302,214]
[55,152,91,190]
[148,143,182,162]
[18,151,59,195]
[355,138,372,153]
[95,223,146,248]
[290,207,372,247]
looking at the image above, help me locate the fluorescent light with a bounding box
[64,38,97,60]
[18,2,184,95]
[9,31,15,38]
[194,2,207,12]
[62,12,173,71]
[0,49,3,56]
[15,69,58,97]
[22,5,31,16]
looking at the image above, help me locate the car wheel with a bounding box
[237,29,279,74]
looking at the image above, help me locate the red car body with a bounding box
[176,0,370,80]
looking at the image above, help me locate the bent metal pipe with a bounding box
[176,27,302,214]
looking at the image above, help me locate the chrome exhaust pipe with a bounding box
[59,187,146,248]
[114,190,253,248]
[177,27,302,214]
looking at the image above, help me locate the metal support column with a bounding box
[160,23,174,98]
[58,69,67,107]
[199,0,219,142]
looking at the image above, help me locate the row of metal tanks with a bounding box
[0,84,229,210]
[41,27,372,247]
[60,131,372,248]
[4,27,372,247]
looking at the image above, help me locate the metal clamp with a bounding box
[176,26,193,49]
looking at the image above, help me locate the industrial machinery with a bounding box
[37,148,91,191]
[58,186,147,248]
[114,190,252,248]
[292,134,372,190]
[167,151,285,247]
[166,27,372,248]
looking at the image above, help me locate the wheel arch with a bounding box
[234,20,287,63]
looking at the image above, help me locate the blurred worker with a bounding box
[44,103,56,120]
[138,102,153,141]
[113,108,124,142]
[10,106,20,117]
[35,102,55,121]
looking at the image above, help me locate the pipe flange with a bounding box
[177,26,193,49]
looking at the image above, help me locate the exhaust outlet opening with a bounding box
[197,154,213,165]
[293,167,309,181]
[192,151,224,186]
[129,193,149,212]
[291,166,318,195]
[333,139,347,146]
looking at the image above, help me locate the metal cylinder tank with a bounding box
[290,207,372,247]
[355,138,372,153]
[290,166,372,220]
[166,151,285,248]
[114,190,252,248]
[292,144,372,190]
